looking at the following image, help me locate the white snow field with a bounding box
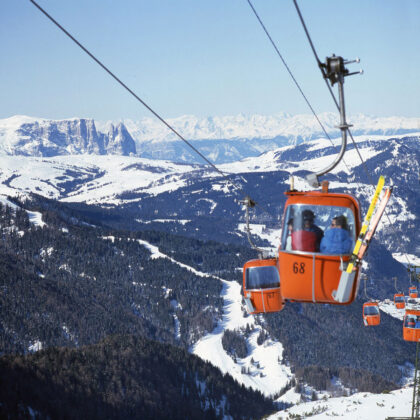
[0,195,46,228]
[133,238,416,418]
[131,238,294,397]
[268,386,412,419]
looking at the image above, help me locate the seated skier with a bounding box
[320,215,353,254]
[291,210,324,252]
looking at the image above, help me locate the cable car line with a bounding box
[28,0,282,231]
[28,0,245,193]
[30,0,412,273]
[292,0,374,187]
[293,0,384,185]
[292,0,376,188]
[246,0,355,180]
[291,0,414,267]
[363,275,371,300]
[246,1,335,149]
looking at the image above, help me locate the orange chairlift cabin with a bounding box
[243,55,364,314]
[243,182,362,313]
[361,276,380,326]
[278,185,361,305]
[243,258,283,315]
[409,286,418,299]
[362,301,380,326]
[393,277,405,309]
[394,293,406,309]
[403,307,420,342]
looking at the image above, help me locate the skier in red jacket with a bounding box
[291,210,324,252]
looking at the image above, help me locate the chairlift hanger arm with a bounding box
[241,196,265,258]
[306,55,361,188]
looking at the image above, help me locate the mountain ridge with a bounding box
[0,115,136,157]
[1,113,419,163]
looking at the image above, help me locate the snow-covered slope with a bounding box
[268,387,412,419]
[0,195,46,228]
[136,237,415,417]
[0,133,417,259]
[0,154,201,204]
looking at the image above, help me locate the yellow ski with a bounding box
[346,176,385,273]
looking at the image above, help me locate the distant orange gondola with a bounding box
[362,302,380,326]
[243,259,283,314]
[394,293,406,309]
[409,286,418,299]
[403,308,420,342]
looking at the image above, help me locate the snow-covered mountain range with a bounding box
[0,112,418,268]
[0,114,419,419]
[0,130,418,262]
[1,113,419,163]
[0,115,136,157]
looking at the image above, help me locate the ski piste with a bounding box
[346,176,387,273]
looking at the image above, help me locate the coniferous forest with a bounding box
[0,335,274,419]
[0,195,415,418]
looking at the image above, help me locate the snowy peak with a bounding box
[122,112,420,143]
[0,116,136,157]
[104,122,136,155]
[0,113,419,162]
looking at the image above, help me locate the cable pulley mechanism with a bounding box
[306,55,363,188]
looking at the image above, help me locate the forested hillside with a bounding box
[0,197,233,354]
[0,189,416,420]
[0,335,275,419]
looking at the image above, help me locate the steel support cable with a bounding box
[246,0,353,181]
[294,0,371,178]
[292,0,369,180]
[362,275,370,300]
[29,0,278,233]
[292,0,413,268]
[292,0,384,182]
[29,0,243,192]
[247,0,360,187]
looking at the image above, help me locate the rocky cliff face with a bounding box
[104,122,136,155]
[0,116,136,156]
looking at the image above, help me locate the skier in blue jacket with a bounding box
[320,215,353,254]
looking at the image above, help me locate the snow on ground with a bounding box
[393,253,420,266]
[378,299,406,321]
[28,340,43,353]
[0,195,46,228]
[197,198,217,214]
[0,156,90,199]
[218,140,382,178]
[111,236,417,416]
[237,223,280,253]
[193,279,293,397]
[27,210,45,228]
[268,386,413,419]
[0,155,201,205]
[56,155,198,204]
[132,237,294,397]
[136,218,191,225]
[163,258,290,394]
[136,239,206,274]
[0,195,20,210]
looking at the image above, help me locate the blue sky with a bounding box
[1,0,419,120]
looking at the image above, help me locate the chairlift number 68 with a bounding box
[293,262,305,274]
